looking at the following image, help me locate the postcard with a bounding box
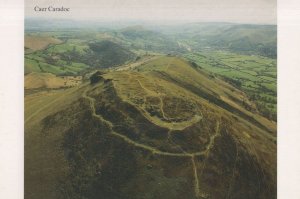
[23,0,277,198]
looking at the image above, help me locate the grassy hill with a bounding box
[25,56,276,199]
[25,20,277,58]
[25,37,136,75]
[165,23,277,58]
[86,40,136,67]
[118,26,183,53]
[25,35,63,53]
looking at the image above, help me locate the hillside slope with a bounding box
[25,56,276,199]
[25,35,62,53]
[25,72,82,89]
[87,40,136,67]
[165,23,277,58]
[118,26,183,53]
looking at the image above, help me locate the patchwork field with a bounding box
[184,51,277,120]
[25,35,63,53]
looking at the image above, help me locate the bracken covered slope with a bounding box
[25,56,276,199]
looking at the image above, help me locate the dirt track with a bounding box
[82,85,221,198]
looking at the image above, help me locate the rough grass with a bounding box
[25,35,62,51]
[25,56,276,199]
[25,72,82,89]
[25,85,86,199]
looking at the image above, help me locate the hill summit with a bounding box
[25,56,276,199]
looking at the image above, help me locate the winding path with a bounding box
[82,85,221,198]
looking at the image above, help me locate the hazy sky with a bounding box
[25,0,276,24]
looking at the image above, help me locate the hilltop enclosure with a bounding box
[25,20,277,199]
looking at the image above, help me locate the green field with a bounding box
[46,42,89,54]
[25,39,90,75]
[184,51,277,120]
[25,56,89,75]
[25,33,137,75]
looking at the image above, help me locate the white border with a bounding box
[1,0,300,198]
[0,0,24,199]
[278,0,300,198]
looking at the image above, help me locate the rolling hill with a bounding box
[87,40,136,67]
[25,35,63,53]
[24,39,136,75]
[161,23,277,58]
[118,26,183,53]
[25,56,276,199]
[24,20,277,58]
